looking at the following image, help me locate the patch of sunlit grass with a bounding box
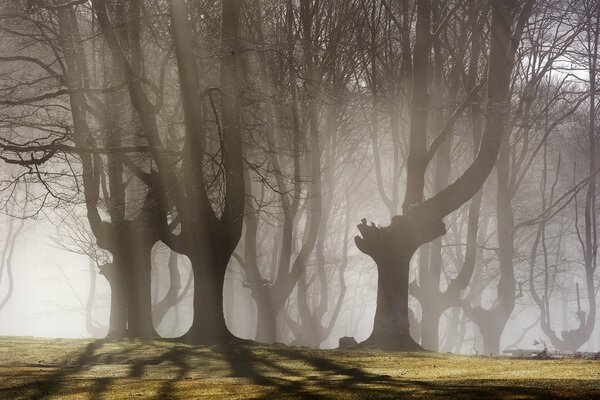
[0,337,599,399]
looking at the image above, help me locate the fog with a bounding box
[2,201,598,352]
[0,216,379,346]
[0,0,599,357]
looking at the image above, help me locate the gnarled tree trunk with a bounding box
[355,214,446,350]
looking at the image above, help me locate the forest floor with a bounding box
[0,337,599,399]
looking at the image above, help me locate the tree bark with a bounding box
[101,221,158,339]
[355,214,446,350]
[99,261,127,337]
[185,251,230,343]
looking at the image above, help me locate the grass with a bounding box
[0,337,599,399]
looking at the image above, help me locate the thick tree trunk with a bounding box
[101,222,158,339]
[365,251,421,350]
[125,235,156,339]
[100,262,127,338]
[183,248,231,344]
[355,214,445,350]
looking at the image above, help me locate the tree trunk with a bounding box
[366,252,420,350]
[125,232,156,339]
[100,261,127,338]
[466,136,515,355]
[420,304,442,351]
[482,326,502,356]
[440,307,461,353]
[153,251,188,328]
[255,296,277,344]
[184,249,230,344]
[355,215,445,350]
[101,222,158,339]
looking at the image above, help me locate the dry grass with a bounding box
[0,336,599,399]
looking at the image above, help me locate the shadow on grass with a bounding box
[1,339,599,399]
[128,345,199,400]
[0,339,108,400]
[213,345,598,399]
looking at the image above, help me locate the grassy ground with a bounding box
[0,337,599,399]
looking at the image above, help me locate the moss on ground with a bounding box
[0,336,599,399]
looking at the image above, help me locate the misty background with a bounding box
[0,0,599,355]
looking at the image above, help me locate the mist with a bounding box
[0,0,599,375]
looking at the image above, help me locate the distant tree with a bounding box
[152,249,192,331]
[528,0,600,349]
[460,0,583,354]
[0,215,26,315]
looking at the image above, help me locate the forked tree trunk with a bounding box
[165,0,243,345]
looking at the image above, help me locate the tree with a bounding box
[0,0,244,343]
[528,0,600,349]
[0,214,26,315]
[355,0,534,350]
[462,0,584,354]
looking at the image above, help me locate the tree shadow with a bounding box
[0,339,108,399]
[2,339,599,399]
[128,345,201,400]
[222,346,600,399]
[212,344,442,398]
[214,344,323,399]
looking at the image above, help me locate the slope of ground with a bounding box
[0,336,599,399]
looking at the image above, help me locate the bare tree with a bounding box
[355,0,534,350]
